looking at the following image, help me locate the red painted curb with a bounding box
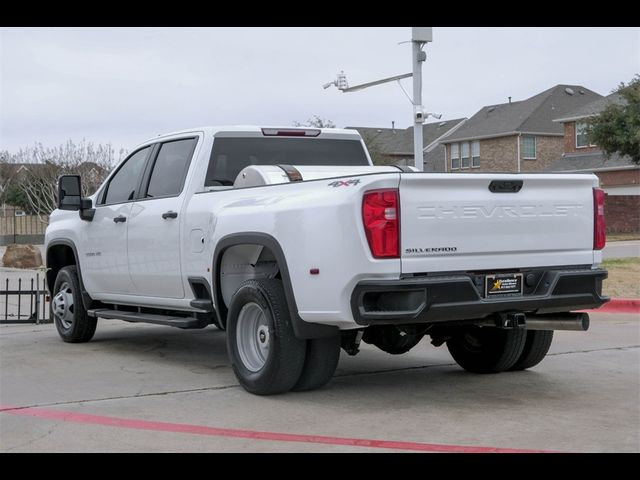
[0,405,556,453]
[585,298,640,314]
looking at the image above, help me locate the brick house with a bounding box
[441,85,602,173]
[547,93,639,233]
[348,118,466,170]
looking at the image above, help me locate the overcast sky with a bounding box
[1,27,638,156]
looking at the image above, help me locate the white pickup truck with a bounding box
[45,126,609,395]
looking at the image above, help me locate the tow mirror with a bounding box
[58,175,82,210]
[57,175,95,221]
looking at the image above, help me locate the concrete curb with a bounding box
[587,298,640,314]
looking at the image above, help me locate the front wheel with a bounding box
[446,326,527,373]
[226,279,306,395]
[52,265,97,343]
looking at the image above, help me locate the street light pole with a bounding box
[411,27,432,172]
[412,40,424,171]
[323,27,433,171]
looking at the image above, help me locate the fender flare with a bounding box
[212,232,338,339]
[46,239,94,310]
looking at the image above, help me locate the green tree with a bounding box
[1,183,30,211]
[588,75,640,164]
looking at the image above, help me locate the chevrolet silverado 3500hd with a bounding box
[46,126,608,394]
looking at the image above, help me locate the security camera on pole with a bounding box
[323,27,435,171]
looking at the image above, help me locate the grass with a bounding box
[602,258,640,299]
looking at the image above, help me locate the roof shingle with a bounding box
[553,92,627,122]
[545,152,637,172]
[347,118,466,156]
[443,85,602,142]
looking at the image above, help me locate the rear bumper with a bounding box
[350,268,609,326]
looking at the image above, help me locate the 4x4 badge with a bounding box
[328,179,361,187]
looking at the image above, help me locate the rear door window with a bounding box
[145,138,197,198]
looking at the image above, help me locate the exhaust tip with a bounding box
[577,312,590,331]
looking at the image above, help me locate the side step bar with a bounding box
[87,309,210,329]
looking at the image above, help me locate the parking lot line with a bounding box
[0,404,555,453]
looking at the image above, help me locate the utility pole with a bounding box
[411,27,432,171]
[323,27,435,170]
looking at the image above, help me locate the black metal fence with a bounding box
[0,214,49,246]
[0,276,50,324]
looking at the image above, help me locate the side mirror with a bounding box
[57,175,95,221]
[58,175,82,211]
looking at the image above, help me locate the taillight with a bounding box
[362,189,400,258]
[593,187,606,250]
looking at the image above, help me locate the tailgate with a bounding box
[400,173,597,274]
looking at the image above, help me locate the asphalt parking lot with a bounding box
[1,312,638,452]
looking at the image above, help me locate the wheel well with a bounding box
[46,244,77,294]
[213,233,338,339]
[216,244,280,327]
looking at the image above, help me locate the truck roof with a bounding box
[139,125,362,148]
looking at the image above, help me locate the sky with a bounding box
[1,27,638,157]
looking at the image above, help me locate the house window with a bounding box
[576,122,595,148]
[471,141,480,168]
[461,142,470,168]
[522,136,536,159]
[451,143,460,170]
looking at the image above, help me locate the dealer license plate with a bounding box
[485,273,523,297]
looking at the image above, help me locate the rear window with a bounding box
[204,137,369,186]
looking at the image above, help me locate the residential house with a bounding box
[347,118,467,171]
[547,92,639,195]
[547,92,639,233]
[441,85,602,173]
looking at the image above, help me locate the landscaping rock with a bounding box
[1,244,43,269]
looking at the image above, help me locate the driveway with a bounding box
[1,313,638,452]
[603,240,640,259]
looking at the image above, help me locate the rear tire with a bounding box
[51,265,97,343]
[292,335,341,392]
[509,330,554,371]
[446,326,526,373]
[226,279,306,395]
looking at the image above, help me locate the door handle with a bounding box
[113,215,127,223]
[162,211,178,220]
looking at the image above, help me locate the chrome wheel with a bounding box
[52,281,74,329]
[236,302,270,372]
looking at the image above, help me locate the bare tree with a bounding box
[7,139,125,218]
[293,115,336,128]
